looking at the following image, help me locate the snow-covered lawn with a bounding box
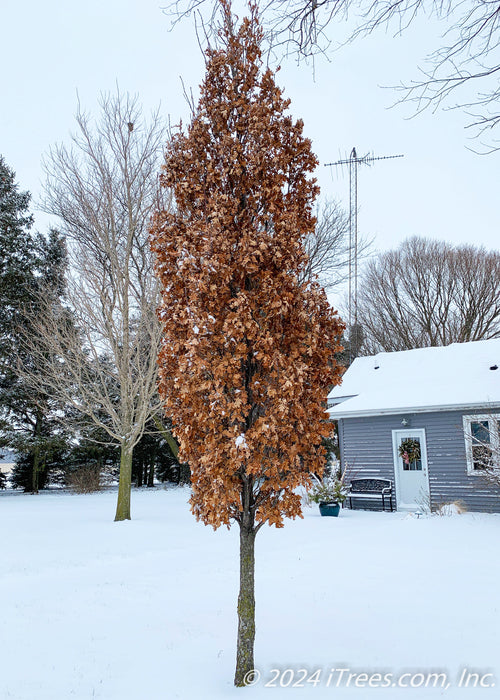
[1,487,498,699]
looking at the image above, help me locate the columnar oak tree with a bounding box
[151,2,344,686]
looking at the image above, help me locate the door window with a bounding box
[399,436,422,471]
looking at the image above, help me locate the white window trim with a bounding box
[463,414,500,476]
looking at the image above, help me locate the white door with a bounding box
[392,429,430,510]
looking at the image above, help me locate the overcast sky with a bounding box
[2,0,499,262]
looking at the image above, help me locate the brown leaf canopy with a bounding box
[151,3,344,529]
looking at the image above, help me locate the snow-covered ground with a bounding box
[1,487,498,699]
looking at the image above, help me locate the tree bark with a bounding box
[114,446,133,521]
[234,522,256,686]
[31,410,43,494]
[152,414,179,458]
[147,458,155,487]
[31,450,40,495]
[136,460,143,488]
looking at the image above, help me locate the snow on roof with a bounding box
[328,338,500,418]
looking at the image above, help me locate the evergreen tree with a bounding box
[0,155,35,394]
[62,355,121,489]
[132,420,182,487]
[64,423,120,492]
[0,156,71,491]
[3,229,71,492]
[9,439,68,491]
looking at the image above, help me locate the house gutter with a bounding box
[327,401,500,420]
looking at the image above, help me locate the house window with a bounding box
[463,414,500,475]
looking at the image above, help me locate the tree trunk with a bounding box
[114,445,133,521]
[147,458,155,487]
[31,410,43,494]
[179,463,191,484]
[31,451,40,495]
[152,415,179,458]
[234,523,256,686]
[137,459,143,488]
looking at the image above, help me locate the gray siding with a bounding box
[338,410,500,513]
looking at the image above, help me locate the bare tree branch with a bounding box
[166,0,500,148]
[357,236,500,353]
[300,198,373,291]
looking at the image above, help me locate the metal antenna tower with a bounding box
[326,147,404,333]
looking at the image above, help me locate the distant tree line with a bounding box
[7,420,183,492]
[354,237,500,355]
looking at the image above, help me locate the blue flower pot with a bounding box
[319,502,340,517]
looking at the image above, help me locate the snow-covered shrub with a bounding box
[435,500,468,516]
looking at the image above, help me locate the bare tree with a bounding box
[28,91,168,521]
[167,0,500,148]
[357,236,500,353]
[300,199,372,292]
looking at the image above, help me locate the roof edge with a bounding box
[327,401,500,419]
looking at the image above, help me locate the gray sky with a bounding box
[2,0,499,260]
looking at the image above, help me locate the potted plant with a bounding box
[308,471,348,517]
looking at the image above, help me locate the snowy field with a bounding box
[1,487,499,700]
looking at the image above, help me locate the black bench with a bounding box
[348,478,394,512]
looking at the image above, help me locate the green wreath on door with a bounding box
[398,438,421,465]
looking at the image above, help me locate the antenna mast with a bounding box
[325,148,404,336]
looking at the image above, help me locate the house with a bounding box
[328,338,500,512]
